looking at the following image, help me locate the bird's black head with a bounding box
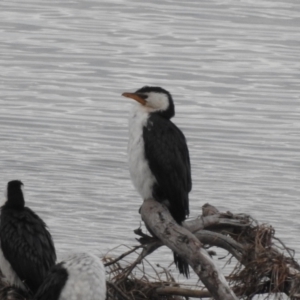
[5,180,25,210]
[122,86,175,119]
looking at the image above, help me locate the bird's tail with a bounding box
[173,252,189,278]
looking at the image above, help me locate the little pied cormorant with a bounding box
[34,252,106,300]
[122,86,192,277]
[0,180,56,294]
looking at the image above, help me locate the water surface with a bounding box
[0,0,299,292]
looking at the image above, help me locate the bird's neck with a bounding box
[129,105,150,127]
[5,190,25,210]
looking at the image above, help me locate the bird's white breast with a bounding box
[59,253,106,300]
[0,248,26,290]
[128,105,156,200]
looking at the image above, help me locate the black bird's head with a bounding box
[122,86,175,119]
[5,180,25,210]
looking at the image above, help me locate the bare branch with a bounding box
[104,245,143,267]
[193,230,244,261]
[155,286,211,298]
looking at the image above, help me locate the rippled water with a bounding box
[0,0,299,291]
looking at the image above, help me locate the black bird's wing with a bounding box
[34,263,68,300]
[0,207,57,293]
[143,114,192,223]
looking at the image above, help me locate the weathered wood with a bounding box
[155,286,211,298]
[183,212,251,233]
[103,202,300,299]
[140,198,238,300]
[136,202,300,298]
[193,230,243,261]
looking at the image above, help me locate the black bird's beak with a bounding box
[122,92,147,106]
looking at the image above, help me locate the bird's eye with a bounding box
[138,94,148,100]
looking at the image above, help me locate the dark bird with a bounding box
[122,86,192,277]
[0,180,56,294]
[34,253,106,300]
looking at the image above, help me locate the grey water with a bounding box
[0,0,299,293]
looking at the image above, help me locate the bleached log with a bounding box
[140,198,238,300]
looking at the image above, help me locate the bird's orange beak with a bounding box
[122,92,147,106]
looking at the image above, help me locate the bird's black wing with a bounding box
[34,263,68,300]
[0,207,57,293]
[143,114,192,223]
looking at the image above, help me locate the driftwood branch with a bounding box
[135,201,300,299]
[193,230,243,261]
[140,198,238,300]
[103,202,300,299]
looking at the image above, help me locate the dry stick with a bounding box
[104,245,143,267]
[155,286,211,298]
[140,199,238,300]
[116,242,163,283]
[155,283,278,299]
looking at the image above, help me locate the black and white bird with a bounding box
[34,252,106,300]
[122,86,192,277]
[0,180,56,294]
